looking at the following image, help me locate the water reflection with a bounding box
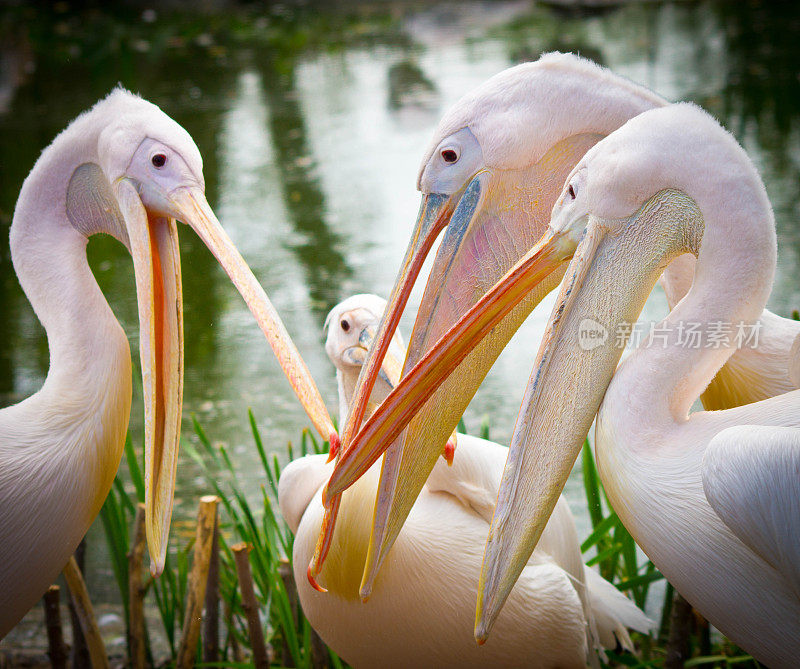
[258,55,353,316]
[1,0,800,626]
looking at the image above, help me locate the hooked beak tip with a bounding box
[474,619,490,645]
[307,565,327,593]
[327,433,340,461]
[150,557,165,578]
[444,440,455,466]
[359,582,372,602]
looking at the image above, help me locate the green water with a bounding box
[1,0,799,640]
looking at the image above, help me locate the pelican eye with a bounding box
[441,149,458,164]
[151,153,167,168]
[341,319,350,332]
[568,184,576,199]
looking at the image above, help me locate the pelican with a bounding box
[0,90,336,639]
[279,294,653,668]
[316,53,800,595]
[371,105,800,665]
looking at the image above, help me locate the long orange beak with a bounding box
[306,191,457,582]
[339,192,457,446]
[119,181,337,575]
[171,188,337,449]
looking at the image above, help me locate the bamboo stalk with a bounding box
[278,557,326,667]
[62,556,109,669]
[42,585,67,669]
[69,540,91,669]
[233,542,270,668]
[278,557,297,667]
[203,509,220,663]
[665,590,693,669]
[127,503,147,669]
[176,495,220,669]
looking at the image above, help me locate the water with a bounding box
[1,0,799,638]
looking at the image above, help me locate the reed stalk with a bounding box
[42,585,66,669]
[233,542,271,668]
[176,494,220,669]
[203,509,221,663]
[62,556,109,669]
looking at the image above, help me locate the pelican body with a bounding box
[1,91,335,638]
[280,295,652,668]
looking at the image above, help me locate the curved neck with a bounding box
[11,125,128,385]
[8,125,132,469]
[617,179,776,428]
[660,253,696,310]
[337,369,355,423]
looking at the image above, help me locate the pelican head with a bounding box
[59,90,335,574]
[324,294,406,415]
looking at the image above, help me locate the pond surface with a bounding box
[1,0,800,636]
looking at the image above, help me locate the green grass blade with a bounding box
[581,439,604,527]
[124,434,145,503]
[580,512,619,553]
[248,408,271,476]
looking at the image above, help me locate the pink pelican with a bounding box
[356,105,800,666]
[0,90,336,638]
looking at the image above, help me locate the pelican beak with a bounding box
[119,181,336,575]
[475,196,683,640]
[306,191,458,580]
[337,192,458,445]
[346,326,456,454]
[365,326,405,393]
[323,134,602,591]
[169,187,337,446]
[341,325,405,394]
[117,180,184,577]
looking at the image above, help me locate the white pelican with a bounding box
[280,294,653,668]
[318,53,800,594]
[0,90,336,639]
[368,105,800,665]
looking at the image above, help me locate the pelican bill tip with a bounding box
[358,582,372,603]
[307,565,328,593]
[326,432,340,463]
[474,620,490,645]
[150,557,166,578]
